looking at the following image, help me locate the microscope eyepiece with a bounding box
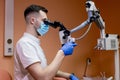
[43,19,58,28]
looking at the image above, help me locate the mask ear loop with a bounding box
[75,23,92,41]
[34,18,43,28]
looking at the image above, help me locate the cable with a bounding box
[75,23,92,41]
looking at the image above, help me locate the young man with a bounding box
[14,4,79,80]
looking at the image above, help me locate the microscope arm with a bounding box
[71,0,105,36]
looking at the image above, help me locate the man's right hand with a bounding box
[61,42,77,56]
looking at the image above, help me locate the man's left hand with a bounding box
[69,74,79,80]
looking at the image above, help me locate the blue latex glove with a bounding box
[70,74,79,80]
[61,42,77,56]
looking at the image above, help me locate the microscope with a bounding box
[44,0,119,80]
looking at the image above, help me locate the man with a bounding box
[14,4,79,80]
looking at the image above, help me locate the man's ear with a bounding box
[30,17,36,25]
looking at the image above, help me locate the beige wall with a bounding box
[0,0,120,79]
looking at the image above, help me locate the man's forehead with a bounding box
[39,10,47,19]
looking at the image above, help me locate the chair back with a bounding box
[0,69,12,80]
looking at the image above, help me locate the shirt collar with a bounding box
[23,33,40,44]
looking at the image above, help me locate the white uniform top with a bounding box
[14,33,47,80]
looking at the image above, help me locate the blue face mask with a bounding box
[37,22,49,36]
